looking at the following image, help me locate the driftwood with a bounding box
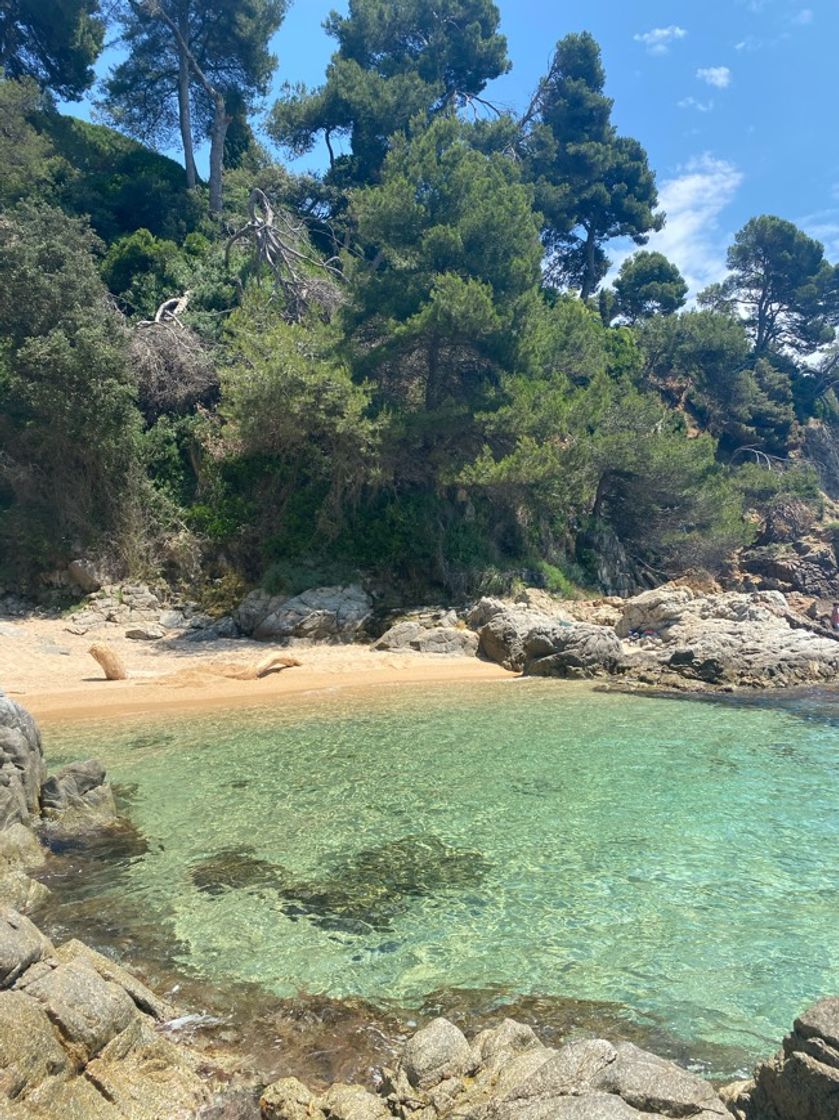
[216,653,301,681]
[89,643,128,681]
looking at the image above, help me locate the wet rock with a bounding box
[401,1017,472,1090]
[373,621,479,656]
[319,1083,392,1120]
[191,847,287,897]
[0,907,53,988]
[260,1077,324,1120]
[250,585,372,644]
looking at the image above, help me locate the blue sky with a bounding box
[66,0,838,295]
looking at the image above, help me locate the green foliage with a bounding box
[347,115,541,486]
[522,33,662,298]
[40,113,203,242]
[269,0,509,189]
[612,251,687,321]
[0,203,144,579]
[637,310,796,455]
[103,228,190,318]
[0,0,104,99]
[0,79,60,206]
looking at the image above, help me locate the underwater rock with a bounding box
[190,847,289,897]
[277,835,491,935]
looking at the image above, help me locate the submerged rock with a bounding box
[277,835,491,935]
[190,847,288,897]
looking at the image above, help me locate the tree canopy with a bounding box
[0,0,103,99]
[268,0,510,189]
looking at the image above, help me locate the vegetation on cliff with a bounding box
[0,0,836,598]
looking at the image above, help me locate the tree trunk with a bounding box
[208,91,230,217]
[176,8,197,188]
[580,226,597,301]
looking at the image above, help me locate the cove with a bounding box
[35,680,839,1080]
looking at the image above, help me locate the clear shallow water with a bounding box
[40,680,839,1076]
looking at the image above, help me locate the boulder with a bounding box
[233,589,287,637]
[0,697,45,828]
[373,621,479,656]
[260,1076,323,1120]
[589,1041,729,1116]
[251,585,372,643]
[0,989,70,1102]
[400,1017,473,1090]
[0,908,52,988]
[125,625,164,641]
[54,940,175,1022]
[748,997,839,1120]
[40,760,118,832]
[523,622,624,678]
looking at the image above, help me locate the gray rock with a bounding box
[748,997,839,1120]
[125,625,164,641]
[233,589,287,637]
[67,559,102,593]
[40,760,117,832]
[401,1017,473,1090]
[374,621,479,656]
[523,622,624,678]
[54,940,175,1022]
[491,1093,657,1120]
[0,698,45,828]
[0,907,53,988]
[159,609,187,630]
[252,585,372,644]
[589,1041,729,1116]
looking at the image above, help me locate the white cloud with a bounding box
[634,26,687,56]
[607,154,744,299]
[792,8,814,25]
[677,96,715,112]
[697,66,732,89]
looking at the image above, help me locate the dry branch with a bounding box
[226,188,344,319]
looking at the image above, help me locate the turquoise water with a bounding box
[41,680,839,1074]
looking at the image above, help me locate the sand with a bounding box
[0,615,510,724]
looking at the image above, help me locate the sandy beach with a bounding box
[0,615,510,724]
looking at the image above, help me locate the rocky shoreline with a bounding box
[8,575,839,696]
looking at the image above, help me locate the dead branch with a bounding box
[225,188,345,320]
